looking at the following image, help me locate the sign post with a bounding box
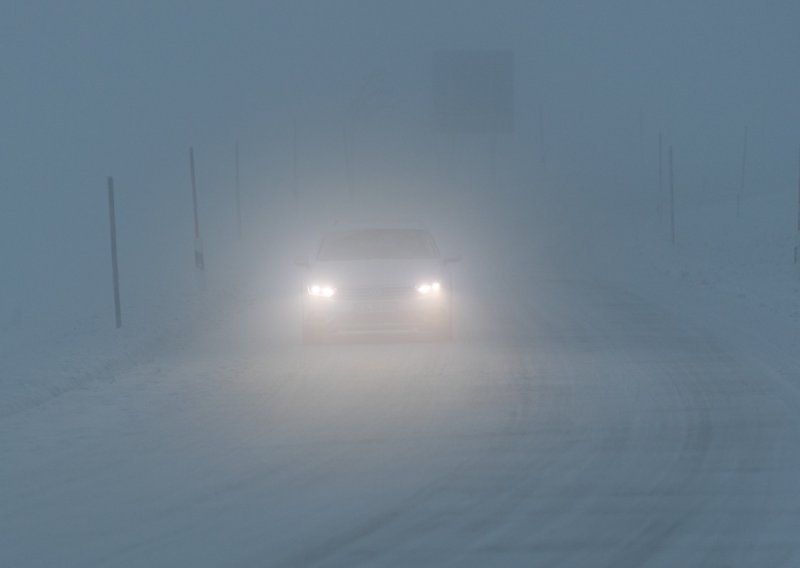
[433,50,514,187]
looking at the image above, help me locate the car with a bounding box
[296,222,461,343]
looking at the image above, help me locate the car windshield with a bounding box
[317,228,438,261]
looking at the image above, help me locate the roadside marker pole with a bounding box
[737,126,748,218]
[235,141,242,240]
[107,177,122,329]
[292,119,298,203]
[489,133,498,186]
[669,145,675,246]
[795,145,800,264]
[537,103,547,171]
[343,125,353,201]
[190,147,204,270]
[658,131,663,220]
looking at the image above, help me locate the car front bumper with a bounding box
[303,295,450,335]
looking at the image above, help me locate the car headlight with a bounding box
[307,284,336,298]
[416,281,441,295]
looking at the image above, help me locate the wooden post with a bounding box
[107,177,122,329]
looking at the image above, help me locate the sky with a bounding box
[2,0,799,328]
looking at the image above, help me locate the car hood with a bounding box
[309,258,445,289]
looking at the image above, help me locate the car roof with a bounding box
[327,218,430,232]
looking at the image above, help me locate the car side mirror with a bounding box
[294,255,310,268]
[442,253,462,264]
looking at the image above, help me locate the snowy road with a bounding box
[3,275,800,567]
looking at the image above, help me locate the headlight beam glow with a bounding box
[416,281,441,295]
[308,284,336,298]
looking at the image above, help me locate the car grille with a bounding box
[337,286,417,301]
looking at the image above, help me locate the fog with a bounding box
[3,1,798,329]
[3,2,800,566]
